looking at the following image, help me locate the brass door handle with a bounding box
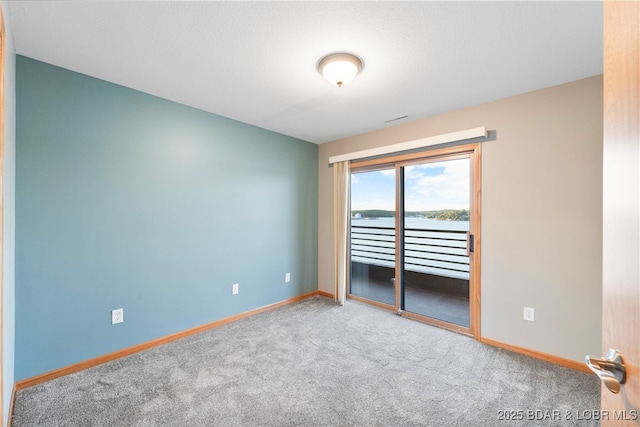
[585,349,626,394]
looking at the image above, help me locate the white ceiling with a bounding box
[7,1,603,144]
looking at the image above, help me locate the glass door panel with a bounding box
[349,168,396,306]
[402,158,471,327]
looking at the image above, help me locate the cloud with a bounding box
[350,159,469,212]
[405,159,469,211]
[350,170,395,211]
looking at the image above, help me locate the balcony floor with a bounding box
[350,262,469,327]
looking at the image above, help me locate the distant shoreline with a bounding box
[352,209,469,221]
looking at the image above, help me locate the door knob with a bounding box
[585,349,626,394]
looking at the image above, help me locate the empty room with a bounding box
[0,1,638,426]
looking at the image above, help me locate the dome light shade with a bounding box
[318,53,363,87]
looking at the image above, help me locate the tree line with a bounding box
[352,209,469,221]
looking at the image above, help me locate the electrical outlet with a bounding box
[285,273,291,283]
[232,283,239,295]
[523,307,535,322]
[111,308,124,324]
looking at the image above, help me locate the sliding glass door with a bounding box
[348,144,480,336]
[349,167,396,307]
[402,157,470,327]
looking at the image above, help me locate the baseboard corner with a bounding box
[317,290,334,299]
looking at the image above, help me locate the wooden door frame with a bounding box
[601,1,639,424]
[348,142,481,340]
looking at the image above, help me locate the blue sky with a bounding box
[351,158,469,211]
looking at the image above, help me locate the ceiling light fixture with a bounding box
[317,52,363,87]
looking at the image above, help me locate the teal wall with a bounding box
[15,56,318,380]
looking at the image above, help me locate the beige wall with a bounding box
[318,76,603,363]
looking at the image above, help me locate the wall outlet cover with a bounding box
[111,308,124,324]
[523,307,535,322]
[232,283,239,295]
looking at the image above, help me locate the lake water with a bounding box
[351,217,469,231]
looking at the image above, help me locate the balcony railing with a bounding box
[351,224,470,280]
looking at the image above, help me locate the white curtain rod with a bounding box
[328,126,487,165]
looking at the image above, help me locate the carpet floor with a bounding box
[12,296,600,426]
